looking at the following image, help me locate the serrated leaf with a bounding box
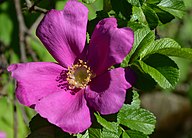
[130,30,155,62]
[131,6,145,22]
[77,130,89,138]
[131,91,140,109]
[138,54,180,89]
[121,27,151,67]
[140,38,181,58]
[94,113,118,133]
[152,5,175,24]
[157,0,185,18]
[102,127,121,138]
[142,4,159,29]
[156,48,192,60]
[126,130,148,138]
[82,0,96,4]
[117,104,156,135]
[88,128,101,138]
[127,0,142,7]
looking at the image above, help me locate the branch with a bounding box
[25,0,47,14]
[14,0,27,62]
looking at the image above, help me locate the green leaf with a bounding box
[131,64,157,91]
[117,104,156,135]
[157,0,185,18]
[140,38,181,58]
[156,48,192,60]
[146,0,161,4]
[94,113,118,133]
[82,0,96,4]
[152,5,175,24]
[138,54,180,89]
[101,127,122,138]
[131,6,145,23]
[127,0,143,6]
[142,4,159,29]
[88,128,101,138]
[131,91,140,109]
[122,131,130,138]
[110,0,132,21]
[130,30,155,62]
[126,130,148,138]
[122,131,131,138]
[77,130,89,138]
[121,27,152,67]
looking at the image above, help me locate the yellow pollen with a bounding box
[66,60,93,89]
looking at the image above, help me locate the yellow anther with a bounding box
[66,60,94,89]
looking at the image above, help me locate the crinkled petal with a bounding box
[36,1,88,67]
[85,68,135,115]
[35,90,91,134]
[7,62,66,106]
[88,18,134,75]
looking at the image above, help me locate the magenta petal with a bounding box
[85,68,135,115]
[35,90,91,134]
[36,1,88,67]
[0,132,6,138]
[7,62,65,106]
[88,18,134,75]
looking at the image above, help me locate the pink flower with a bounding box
[8,0,135,134]
[0,131,6,138]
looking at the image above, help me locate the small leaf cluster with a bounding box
[82,0,190,91]
[122,26,192,91]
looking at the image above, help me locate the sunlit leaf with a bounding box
[157,0,185,18]
[138,54,180,89]
[117,104,156,135]
[140,38,181,58]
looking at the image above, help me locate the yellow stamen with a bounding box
[66,60,94,89]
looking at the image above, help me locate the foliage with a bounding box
[0,0,192,137]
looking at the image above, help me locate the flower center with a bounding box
[66,60,93,89]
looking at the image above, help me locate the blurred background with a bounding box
[0,0,192,138]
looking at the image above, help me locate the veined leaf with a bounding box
[138,54,180,89]
[142,4,159,29]
[117,104,156,135]
[121,27,152,67]
[131,6,145,23]
[94,113,118,133]
[127,0,143,7]
[157,0,185,18]
[88,128,101,138]
[130,31,155,62]
[101,127,122,138]
[157,48,192,60]
[125,130,148,138]
[131,91,140,109]
[140,38,181,58]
